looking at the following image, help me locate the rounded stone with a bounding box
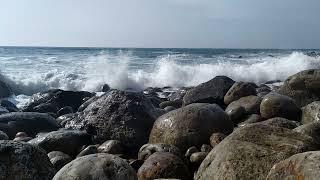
[48,151,72,171]
[224,82,257,105]
[209,132,227,147]
[97,140,123,154]
[190,152,209,164]
[138,143,181,161]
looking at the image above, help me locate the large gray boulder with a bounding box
[224,82,257,105]
[195,124,319,180]
[277,69,320,107]
[260,92,301,121]
[266,151,320,179]
[82,90,159,153]
[53,153,137,180]
[28,130,92,156]
[138,143,182,161]
[226,95,262,115]
[301,101,320,124]
[149,103,233,152]
[183,76,234,106]
[0,140,55,180]
[0,112,60,137]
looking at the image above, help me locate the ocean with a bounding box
[0,47,319,106]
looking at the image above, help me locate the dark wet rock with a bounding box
[33,102,59,114]
[0,100,19,112]
[82,90,159,154]
[257,117,300,129]
[257,91,270,98]
[13,132,32,142]
[183,76,235,106]
[130,159,144,172]
[48,151,72,171]
[0,112,59,137]
[200,144,212,152]
[57,106,73,116]
[226,105,246,124]
[137,152,191,180]
[22,89,94,114]
[57,113,84,130]
[77,96,99,112]
[28,130,92,156]
[260,92,301,121]
[238,114,263,127]
[294,122,320,143]
[301,101,320,124]
[101,84,110,92]
[168,88,190,101]
[256,84,271,94]
[266,151,320,180]
[277,69,320,107]
[149,103,233,152]
[0,130,8,140]
[194,124,319,180]
[0,80,12,98]
[146,95,163,108]
[138,143,181,161]
[97,140,124,154]
[0,140,55,180]
[159,99,182,109]
[190,152,208,164]
[185,146,199,158]
[77,145,98,157]
[0,123,16,139]
[53,153,137,180]
[224,82,257,105]
[209,132,226,147]
[0,106,9,115]
[226,95,262,115]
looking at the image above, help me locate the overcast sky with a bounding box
[0,0,319,48]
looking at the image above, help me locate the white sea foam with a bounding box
[1,51,319,99]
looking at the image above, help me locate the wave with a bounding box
[1,51,320,96]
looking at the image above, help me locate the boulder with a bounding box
[82,90,159,154]
[225,105,246,124]
[77,96,99,112]
[200,144,212,152]
[224,82,257,105]
[266,151,320,179]
[159,99,182,109]
[77,145,98,157]
[277,69,320,107]
[22,89,94,114]
[0,80,12,98]
[209,132,226,147]
[185,146,199,158]
[48,151,72,171]
[301,101,320,124]
[53,153,137,180]
[57,113,84,130]
[28,130,92,156]
[294,122,320,143]
[225,95,262,115]
[183,76,235,106]
[138,143,181,161]
[0,106,9,115]
[195,124,319,180]
[0,130,8,140]
[149,103,233,152]
[97,140,123,154]
[137,152,191,180]
[238,114,263,127]
[57,106,73,116]
[0,100,19,112]
[257,117,300,129]
[101,84,110,92]
[0,140,55,180]
[190,152,208,164]
[260,92,301,121]
[168,88,189,101]
[0,112,60,137]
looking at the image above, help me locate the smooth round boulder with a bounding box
[238,114,263,127]
[277,69,320,107]
[257,117,300,129]
[53,153,137,180]
[138,143,181,161]
[226,95,262,115]
[159,100,182,109]
[185,146,199,158]
[0,112,60,137]
[224,82,257,105]
[97,140,123,154]
[260,92,301,121]
[294,122,320,143]
[183,76,235,106]
[190,152,208,164]
[195,124,319,180]
[0,140,55,180]
[301,101,320,124]
[137,152,191,180]
[28,130,92,156]
[48,151,72,171]
[77,145,98,157]
[266,151,320,180]
[149,103,233,152]
[226,105,246,124]
[82,90,159,154]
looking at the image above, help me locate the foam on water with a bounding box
[0,50,320,101]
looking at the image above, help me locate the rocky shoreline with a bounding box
[1,69,320,179]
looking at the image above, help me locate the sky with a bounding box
[0,0,319,48]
